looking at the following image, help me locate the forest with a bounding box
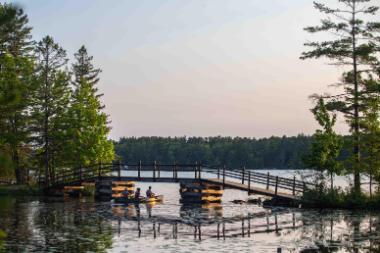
[0,3,114,184]
[114,135,313,169]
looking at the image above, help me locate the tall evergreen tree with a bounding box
[33,36,71,185]
[0,3,35,183]
[66,46,114,167]
[301,0,380,194]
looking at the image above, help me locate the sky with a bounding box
[9,0,349,140]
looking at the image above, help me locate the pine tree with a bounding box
[66,46,114,168]
[301,0,380,194]
[304,98,342,191]
[33,36,71,185]
[0,3,35,183]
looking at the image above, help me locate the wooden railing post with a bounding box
[275,176,278,196]
[153,161,157,181]
[223,165,226,188]
[138,160,141,180]
[176,162,179,180]
[217,167,220,179]
[173,161,176,180]
[118,161,121,180]
[266,172,270,190]
[242,166,245,185]
[194,161,198,179]
[157,161,160,178]
[198,163,201,180]
[248,171,251,195]
[292,176,296,195]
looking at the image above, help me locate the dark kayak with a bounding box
[113,195,164,204]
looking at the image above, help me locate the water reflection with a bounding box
[1,196,380,252]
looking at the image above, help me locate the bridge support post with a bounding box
[242,166,245,185]
[223,165,226,189]
[275,176,278,196]
[292,176,296,195]
[217,167,220,179]
[153,161,157,181]
[198,163,201,180]
[118,161,122,180]
[157,161,160,178]
[248,171,251,195]
[138,161,141,180]
[266,172,270,190]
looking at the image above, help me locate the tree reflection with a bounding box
[2,196,380,252]
[0,197,113,253]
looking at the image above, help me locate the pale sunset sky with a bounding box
[10,0,348,139]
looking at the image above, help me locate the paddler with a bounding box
[122,189,130,198]
[146,186,155,198]
[135,188,141,199]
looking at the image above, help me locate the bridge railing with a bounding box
[47,162,314,196]
[202,167,312,196]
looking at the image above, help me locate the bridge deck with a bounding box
[202,178,299,200]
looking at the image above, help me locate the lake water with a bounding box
[0,171,379,253]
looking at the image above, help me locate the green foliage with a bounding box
[304,98,342,190]
[65,46,114,166]
[302,187,380,210]
[360,75,380,193]
[0,185,41,196]
[301,0,380,67]
[0,229,6,252]
[0,3,35,183]
[301,0,380,194]
[32,36,72,183]
[0,5,114,184]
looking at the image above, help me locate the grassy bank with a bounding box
[0,185,42,196]
[301,188,380,210]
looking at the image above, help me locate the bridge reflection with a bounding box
[1,197,380,252]
[111,203,300,241]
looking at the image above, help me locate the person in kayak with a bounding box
[134,188,141,199]
[122,189,130,198]
[146,186,155,198]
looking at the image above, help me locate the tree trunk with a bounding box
[352,2,361,195]
[330,172,333,192]
[44,48,50,187]
[13,149,23,184]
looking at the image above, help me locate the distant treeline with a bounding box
[115,135,316,169]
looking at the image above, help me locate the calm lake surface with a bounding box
[0,171,379,253]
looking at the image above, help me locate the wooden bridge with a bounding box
[46,162,314,201]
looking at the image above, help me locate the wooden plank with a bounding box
[112,181,135,187]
